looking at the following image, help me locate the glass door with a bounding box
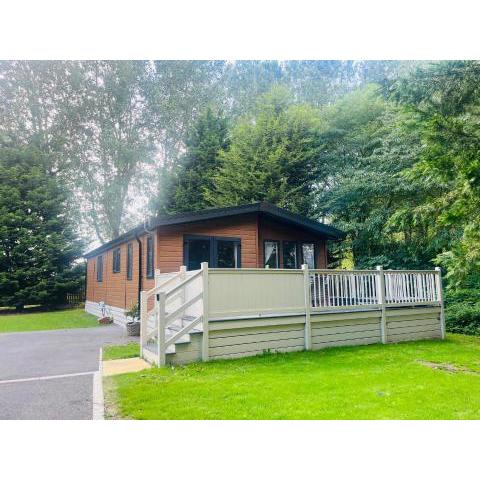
[185,237,211,270]
[184,235,241,270]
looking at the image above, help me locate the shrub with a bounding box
[445,302,480,336]
[445,288,480,307]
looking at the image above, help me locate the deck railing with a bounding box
[140,265,444,365]
[309,268,441,310]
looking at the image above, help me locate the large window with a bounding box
[96,255,103,282]
[112,248,121,273]
[264,240,279,268]
[184,235,241,270]
[126,243,133,280]
[283,241,298,269]
[146,236,154,279]
[216,240,240,268]
[301,243,315,269]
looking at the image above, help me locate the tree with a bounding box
[317,84,451,269]
[389,60,480,285]
[205,86,323,217]
[64,61,156,242]
[0,145,83,310]
[162,108,230,213]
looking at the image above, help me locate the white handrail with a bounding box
[309,269,440,309]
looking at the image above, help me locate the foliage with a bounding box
[0,145,83,310]
[205,86,323,217]
[159,108,230,214]
[390,61,480,285]
[318,85,451,269]
[0,308,97,333]
[106,334,480,419]
[125,302,140,322]
[445,303,480,336]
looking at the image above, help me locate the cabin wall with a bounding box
[85,233,155,317]
[156,213,259,272]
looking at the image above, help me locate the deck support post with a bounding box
[435,267,446,339]
[157,291,166,366]
[376,266,387,344]
[140,290,148,359]
[201,262,210,361]
[302,264,312,350]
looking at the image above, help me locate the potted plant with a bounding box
[126,302,140,336]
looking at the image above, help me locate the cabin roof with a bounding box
[84,202,345,258]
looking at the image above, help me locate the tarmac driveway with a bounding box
[0,325,131,420]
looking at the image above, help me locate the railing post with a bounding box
[157,291,166,366]
[435,267,446,339]
[139,290,148,359]
[154,269,161,288]
[301,264,312,350]
[376,266,387,344]
[179,265,187,327]
[201,262,209,361]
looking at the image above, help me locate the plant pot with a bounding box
[126,321,140,336]
[98,316,113,325]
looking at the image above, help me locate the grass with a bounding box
[0,307,99,333]
[104,334,480,420]
[103,342,140,361]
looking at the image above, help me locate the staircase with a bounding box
[140,264,207,366]
[142,315,203,365]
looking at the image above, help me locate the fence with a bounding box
[140,265,445,366]
[66,289,85,305]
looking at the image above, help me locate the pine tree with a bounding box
[205,86,323,217]
[0,146,83,310]
[168,108,230,213]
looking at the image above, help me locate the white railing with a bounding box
[309,268,441,309]
[140,265,206,366]
[384,271,439,304]
[310,270,379,309]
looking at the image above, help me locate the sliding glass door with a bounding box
[184,235,241,270]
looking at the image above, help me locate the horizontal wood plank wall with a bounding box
[156,213,259,272]
[204,307,442,364]
[386,307,442,342]
[311,311,382,349]
[208,317,306,360]
[85,233,155,309]
[258,216,327,268]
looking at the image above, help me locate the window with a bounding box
[264,240,279,268]
[283,241,298,269]
[112,248,121,273]
[127,243,133,280]
[301,243,315,269]
[183,235,241,270]
[146,236,154,279]
[96,255,103,282]
[216,240,240,268]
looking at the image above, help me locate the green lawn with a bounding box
[103,342,140,360]
[104,334,480,420]
[0,308,99,333]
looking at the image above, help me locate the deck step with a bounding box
[143,314,202,363]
